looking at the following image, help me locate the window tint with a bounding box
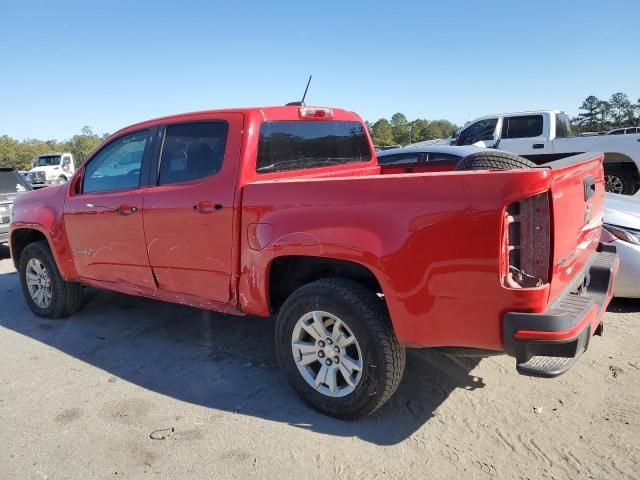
[257,121,371,173]
[457,119,498,145]
[377,152,421,165]
[158,122,228,185]
[610,129,624,135]
[555,114,572,138]
[502,115,543,139]
[84,130,148,193]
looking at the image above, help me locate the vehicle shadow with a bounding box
[0,271,485,446]
[0,245,10,260]
[608,297,640,313]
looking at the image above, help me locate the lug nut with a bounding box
[325,359,332,366]
[318,351,325,358]
[326,338,333,345]
[334,356,340,364]
[318,341,325,348]
[334,346,340,353]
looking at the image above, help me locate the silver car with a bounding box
[603,193,640,298]
[1,168,32,244]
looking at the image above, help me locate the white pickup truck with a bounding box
[451,110,640,195]
[27,152,76,188]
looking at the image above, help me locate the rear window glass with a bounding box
[0,170,30,194]
[257,121,371,174]
[502,115,543,139]
[377,152,422,165]
[159,121,228,185]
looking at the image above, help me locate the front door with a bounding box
[63,129,156,289]
[142,115,243,303]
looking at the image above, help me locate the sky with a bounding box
[1,0,638,140]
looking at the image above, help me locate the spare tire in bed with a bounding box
[455,150,537,171]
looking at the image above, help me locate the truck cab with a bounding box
[28,152,75,188]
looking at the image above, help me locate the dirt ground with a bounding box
[1,245,638,480]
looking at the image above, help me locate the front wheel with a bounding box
[275,278,405,419]
[19,241,83,318]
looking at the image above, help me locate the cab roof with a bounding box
[110,105,362,139]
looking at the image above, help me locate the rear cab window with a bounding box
[256,121,372,174]
[501,115,543,139]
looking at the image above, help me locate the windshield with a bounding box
[35,155,61,167]
[0,170,30,194]
[257,121,372,174]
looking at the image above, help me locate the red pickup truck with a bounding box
[9,105,618,419]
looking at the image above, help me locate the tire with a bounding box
[455,150,537,171]
[57,175,68,184]
[275,278,405,419]
[19,241,83,318]
[603,167,637,195]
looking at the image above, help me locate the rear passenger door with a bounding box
[497,114,551,159]
[141,114,243,304]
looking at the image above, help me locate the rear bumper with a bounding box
[503,243,619,377]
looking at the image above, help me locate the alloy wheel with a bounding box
[291,311,363,398]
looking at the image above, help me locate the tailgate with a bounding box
[546,153,605,301]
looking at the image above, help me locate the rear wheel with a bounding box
[603,167,636,195]
[275,278,405,419]
[455,150,537,170]
[19,241,83,318]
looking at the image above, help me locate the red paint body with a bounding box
[10,106,612,352]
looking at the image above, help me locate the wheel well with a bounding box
[10,229,48,270]
[268,256,383,313]
[603,153,640,188]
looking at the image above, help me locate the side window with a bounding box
[158,121,228,185]
[611,129,624,135]
[457,119,498,145]
[83,130,149,193]
[502,115,543,139]
[555,114,572,138]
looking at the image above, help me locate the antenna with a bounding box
[286,75,312,106]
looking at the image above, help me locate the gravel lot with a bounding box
[1,245,639,480]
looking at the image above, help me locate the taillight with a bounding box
[503,192,551,288]
[298,106,333,119]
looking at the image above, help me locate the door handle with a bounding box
[86,203,137,215]
[193,201,222,213]
[116,204,138,215]
[532,144,544,149]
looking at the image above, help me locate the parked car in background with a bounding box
[28,152,76,188]
[450,110,640,195]
[603,193,640,298]
[603,127,640,135]
[9,105,617,419]
[376,145,482,173]
[0,168,31,244]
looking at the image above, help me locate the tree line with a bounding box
[366,113,457,147]
[0,126,107,171]
[573,92,640,133]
